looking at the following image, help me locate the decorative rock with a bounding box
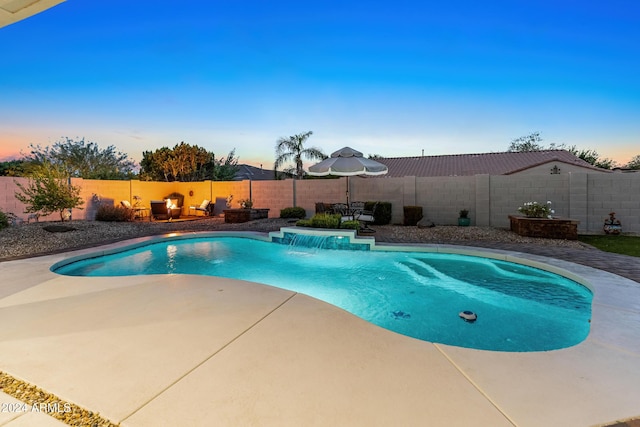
[417,218,435,228]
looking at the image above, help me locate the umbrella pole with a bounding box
[346,176,350,207]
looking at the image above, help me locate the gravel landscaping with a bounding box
[0,217,586,261]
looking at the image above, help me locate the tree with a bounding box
[212,149,240,181]
[274,131,327,179]
[563,145,616,170]
[24,137,136,179]
[14,161,84,221]
[0,160,29,176]
[507,132,616,169]
[139,142,239,181]
[139,147,173,181]
[507,132,548,152]
[625,155,640,170]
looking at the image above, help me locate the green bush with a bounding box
[340,220,360,230]
[0,209,8,230]
[280,206,306,219]
[14,162,84,222]
[365,201,392,225]
[95,204,133,222]
[403,205,423,226]
[296,213,341,229]
[295,214,361,230]
[311,213,341,228]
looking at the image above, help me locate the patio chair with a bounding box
[332,203,350,221]
[349,201,365,215]
[354,202,377,233]
[190,199,212,216]
[315,202,329,214]
[121,200,148,220]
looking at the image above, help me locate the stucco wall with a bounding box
[1,173,638,233]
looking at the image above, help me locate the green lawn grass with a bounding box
[578,235,640,257]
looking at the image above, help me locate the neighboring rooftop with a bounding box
[377,150,608,177]
[233,164,291,181]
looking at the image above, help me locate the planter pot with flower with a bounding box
[510,201,579,240]
[458,209,471,226]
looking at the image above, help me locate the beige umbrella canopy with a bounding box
[0,0,65,29]
[307,146,388,205]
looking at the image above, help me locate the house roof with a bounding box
[376,150,606,177]
[234,164,289,181]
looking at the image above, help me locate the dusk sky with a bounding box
[1,0,639,168]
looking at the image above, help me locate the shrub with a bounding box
[95,204,133,222]
[14,163,84,222]
[365,201,392,225]
[311,213,341,228]
[296,213,341,229]
[295,214,362,230]
[280,206,306,219]
[0,209,8,230]
[340,220,360,230]
[403,205,423,226]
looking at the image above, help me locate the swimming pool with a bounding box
[53,235,593,352]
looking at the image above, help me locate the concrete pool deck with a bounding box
[0,233,639,426]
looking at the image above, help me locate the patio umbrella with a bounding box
[307,146,388,206]
[0,0,65,28]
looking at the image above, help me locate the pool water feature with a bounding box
[53,235,593,352]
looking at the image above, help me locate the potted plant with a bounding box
[458,209,471,226]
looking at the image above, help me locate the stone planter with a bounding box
[224,208,270,223]
[509,215,579,240]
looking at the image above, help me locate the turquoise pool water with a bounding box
[54,236,593,352]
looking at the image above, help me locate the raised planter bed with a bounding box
[509,215,579,240]
[224,208,270,223]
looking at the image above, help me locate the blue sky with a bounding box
[1,0,639,168]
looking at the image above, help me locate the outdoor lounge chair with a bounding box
[190,199,212,216]
[121,199,149,220]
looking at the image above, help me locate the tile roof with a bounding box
[376,150,605,177]
[234,164,291,181]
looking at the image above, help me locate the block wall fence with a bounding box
[1,173,638,233]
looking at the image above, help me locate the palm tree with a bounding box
[274,131,327,179]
